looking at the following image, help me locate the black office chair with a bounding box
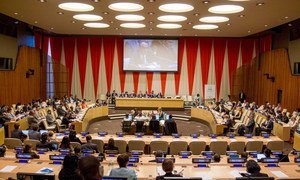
[236,177,274,180]
[149,120,160,133]
[135,121,145,133]
[122,121,132,133]
[17,172,55,180]
[164,120,178,135]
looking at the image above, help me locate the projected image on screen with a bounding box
[123,39,178,72]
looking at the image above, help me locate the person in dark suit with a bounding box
[27,110,39,128]
[260,115,274,134]
[36,132,54,151]
[69,130,82,144]
[245,160,268,177]
[45,110,56,126]
[246,108,256,134]
[104,138,118,152]
[23,144,39,159]
[28,124,41,140]
[239,91,246,102]
[223,115,234,135]
[156,159,182,180]
[81,135,99,153]
[281,112,289,123]
[10,123,27,141]
[59,155,81,180]
[111,90,118,104]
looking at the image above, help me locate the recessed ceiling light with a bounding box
[256,2,265,6]
[119,33,122,35]
[239,14,245,18]
[14,21,19,24]
[84,22,110,28]
[109,2,144,12]
[148,0,155,2]
[227,23,231,26]
[58,2,94,12]
[158,15,187,22]
[229,0,250,1]
[208,5,244,14]
[148,12,154,15]
[38,0,47,2]
[34,21,38,24]
[115,27,119,30]
[200,16,229,23]
[164,34,167,36]
[248,30,251,33]
[57,12,64,15]
[14,12,18,15]
[288,23,292,27]
[159,3,194,13]
[115,14,145,21]
[149,21,153,24]
[194,13,200,16]
[202,1,210,4]
[50,27,54,30]
[149,28,153,30]
[193,24,218,30]
[187,22,192,25]
[157,23,182,29]
[195,34,198,36]
[92,0,99,2]
[81,27,85,30]
[134,33,138,35]
[217,29,221,32]
[120,23,145,28]
[264,24,268,27]
[284,16,289,19]
[110,21,114,23]
[71,20,76,23]
[73,14,103,21]
[103,12,109,15]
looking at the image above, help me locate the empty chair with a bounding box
[169,141,188,155]
[114,140,127,154]
[91,139,104,153]
[4,138,22,149]
[24,139,40,150]
[150,141,168,153]
[210,141,228,155]
[266,141,284,151]
[70,142,81,149]
[246,141,263,152]
[41,119,56,131]
[128,140,145,152]
[229,141,246,154]
[189,141,206,155]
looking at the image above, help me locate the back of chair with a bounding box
[4,138,22,149]
[266,141,284,151]
[24,139,40,150]
[246,141,263,152]
[114,140,127,154]
[169,141,188,155]
[91,139,104,153]
[128,140,145,152]
[189,141,206,155]
[229,141,245,154]
[70,142,81,149]
[210,141,228,155]
[150,141,168,153]
[135,121,144,133]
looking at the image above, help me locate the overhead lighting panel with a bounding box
[109,2,144,12]
[157,23,182,29]
[158,15,187,22]
[193,24,218,30]
[58,2,94,12]
[84,22,110,28]
[159,3,194,13]
[73,14,103,21]
[115,14,145,21]
[200,16,229,23]
[208,5,244,14]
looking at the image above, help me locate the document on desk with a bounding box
[229,139,237,142]
[0,165,17,172]
[270,171,288,178]
[229,170,247,177]
[36,167,53,174]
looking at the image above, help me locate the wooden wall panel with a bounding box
[0,46,46,105]
[232,49,300,112]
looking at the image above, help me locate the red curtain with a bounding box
[214,38,227,100]
[76,37,89,98]
[185,38,199,95]
[227,39,240,92]
[34,33,42,49]
[116,37,126,92]
[63,37,76,94]
[42,36,49,54]
[133,72,139,93]
[241,39,254,65]
[146,72,153,93]
[260,35,272,53]
[160,73,167,95]
[90,37,102,98]
[200,38,213,98]
[174,38,184,95]
[50,37,62,63]
[103,37,116,92]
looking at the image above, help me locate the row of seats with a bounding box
[4,138,284,155]
[232,110,267,133]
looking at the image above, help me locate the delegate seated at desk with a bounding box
[157,107,165,120]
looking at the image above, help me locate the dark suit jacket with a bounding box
[11,130,24,139]
[28,130,41,140]
[36,141,54,151]
[156,173,182,180]
[81,142,99,153]
[263,120,274,131]
[247,172,269,177]
[70,137,82,144]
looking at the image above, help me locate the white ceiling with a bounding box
[0,0,299,37]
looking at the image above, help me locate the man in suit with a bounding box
[11,123,27,140]
[156,159,182,180]
[27,110,39,128]
[239,91,246,102]
[28,124,41,140]
[260,115,274,134]
[46,110,56,126]
[244,160,268,177]
[246,108,256,134]
[111,90,118,104]
[109,153,137,180]
[81,135,99,153]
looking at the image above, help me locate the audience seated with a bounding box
[10,123,27,141]
[81,135,98,153]
[36,133,54,151]
[156,159,182,180]
[109,153,137,180]
[45,109,56,126]
[58,155,81,180]
[28,124,41,140]
[69,130,82,144]
[104,138,118,152]
[244,160,268,177]
[212,154,221,163]
[60,136,72,150]
[78,156,103,180]
[23,144,39,159]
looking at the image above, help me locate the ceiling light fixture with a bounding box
[202,1,210,4]
[200,16,229,23]
[227,23,231,26]
[120,23,145,28]
[34,21,38,24]
[239,14,245,18]
[57,12,64,15]
[58,2,94,12]
[194,13,199,16]
[159,3,194,13]
[158,15,187,22]
[71,20,76,23]
[193,24,218,30]
[73,14,103,21]
[103,12,109,15]
[264,24,268,27]
[157,23,182,29]
[109,2,144,12]
[208,5,244,14]
[248,30,251,33]
[115,14,145,21]
[148,12,154,15]
[288,23,292,27]
[92,0,99,2]
[14,12,18,15]
[81,27,85,30]
[148,0,155,2]
[50,27,54,30]
[284,16,289,19]
[84,22,110,28]
[256,2,265,6]
[38,0,47,2]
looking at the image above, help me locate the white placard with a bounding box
[270,171,288,178]
[205,84,216,99]
[0,165,17,172]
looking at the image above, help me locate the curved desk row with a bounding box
[115,97,184,109]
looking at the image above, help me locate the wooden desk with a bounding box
[272,122,291,141]
[191,107,225,135]
[71,106,108,133]
[115,98,184,109]
[293,131,300,151]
